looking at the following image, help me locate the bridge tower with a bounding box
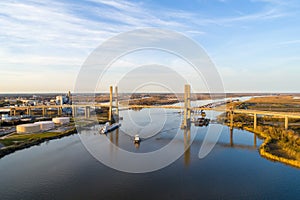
[108,86,113,122]
[115,86,119,121]
[183,84,191,128]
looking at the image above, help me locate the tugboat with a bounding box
[100,122,121,134]
[134,134,140,143]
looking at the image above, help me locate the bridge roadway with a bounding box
[3,103,300,131]
[4,104,300,118]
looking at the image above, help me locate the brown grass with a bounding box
[247,95,300,104]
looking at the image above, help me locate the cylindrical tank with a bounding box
[34,121,55,131]
[16,124,40,133]
[52,117,70,124]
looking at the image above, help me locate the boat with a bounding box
[100,122,121,134]
[134,134,140,143]
[194,118,210,127]
[201,111,206,118]
[195,118,205,126]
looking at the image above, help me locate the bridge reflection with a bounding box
[229,127,257,149]
[109,128,119,147]
[104,122,258,167]
[184,123,191,167]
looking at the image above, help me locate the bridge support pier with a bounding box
[72,106,77,118]
[85,106,90,118]
[229,111,234,130]
[285,116,288,130]
[10,108,16,116]
[27,108,31,116]
[42,107,47,116]
[254,113,257,130]
[57,107,62,116]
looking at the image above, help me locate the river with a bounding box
[0,100,299,199]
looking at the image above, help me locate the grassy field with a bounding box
[0,118,102,158]
[0,126,78,158]
[1,131,71,144]
[237,95,300,112]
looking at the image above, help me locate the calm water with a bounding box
[0,104,299,199]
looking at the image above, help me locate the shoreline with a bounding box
[0,119,100,159]
[219,95,300,169]
[243,126,300,169]
[0,127,77,159]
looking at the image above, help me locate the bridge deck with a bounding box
[2,104,300,118]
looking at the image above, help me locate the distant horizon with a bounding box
[1,91,300,95]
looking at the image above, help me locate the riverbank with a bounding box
[0,119,99,159]
[218,113,300,168]
[217,95,300,168]
[0,126,77,158]
[243,126,300,168]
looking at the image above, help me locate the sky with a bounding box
[0,0,300,93]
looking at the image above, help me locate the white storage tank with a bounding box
[34,121,55,131]
[52,117,70,124]
[16,124,40,133]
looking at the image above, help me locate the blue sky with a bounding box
[0,0,300,93]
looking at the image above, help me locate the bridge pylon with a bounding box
[183,84,191,128]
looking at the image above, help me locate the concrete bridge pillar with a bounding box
[254,113,257,130]
[115,86,119,121]
[229,110,234,130]
[183,84,191,128]
[285,116,288,130]
[187,85,191,120]
[42,107,47,116]
[85,106,90,118]
[27,108,31,116]
[57,107,62,116]
[108,86,113,122]
[72,106,77,118]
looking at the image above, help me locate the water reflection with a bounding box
[183,121,191,167]
[108,127,119,146]
[230,127,233,147]
[134,142,140,149]
[103,118,260,167]
[228,127,258,150]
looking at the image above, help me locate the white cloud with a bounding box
[0,0,298,92]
